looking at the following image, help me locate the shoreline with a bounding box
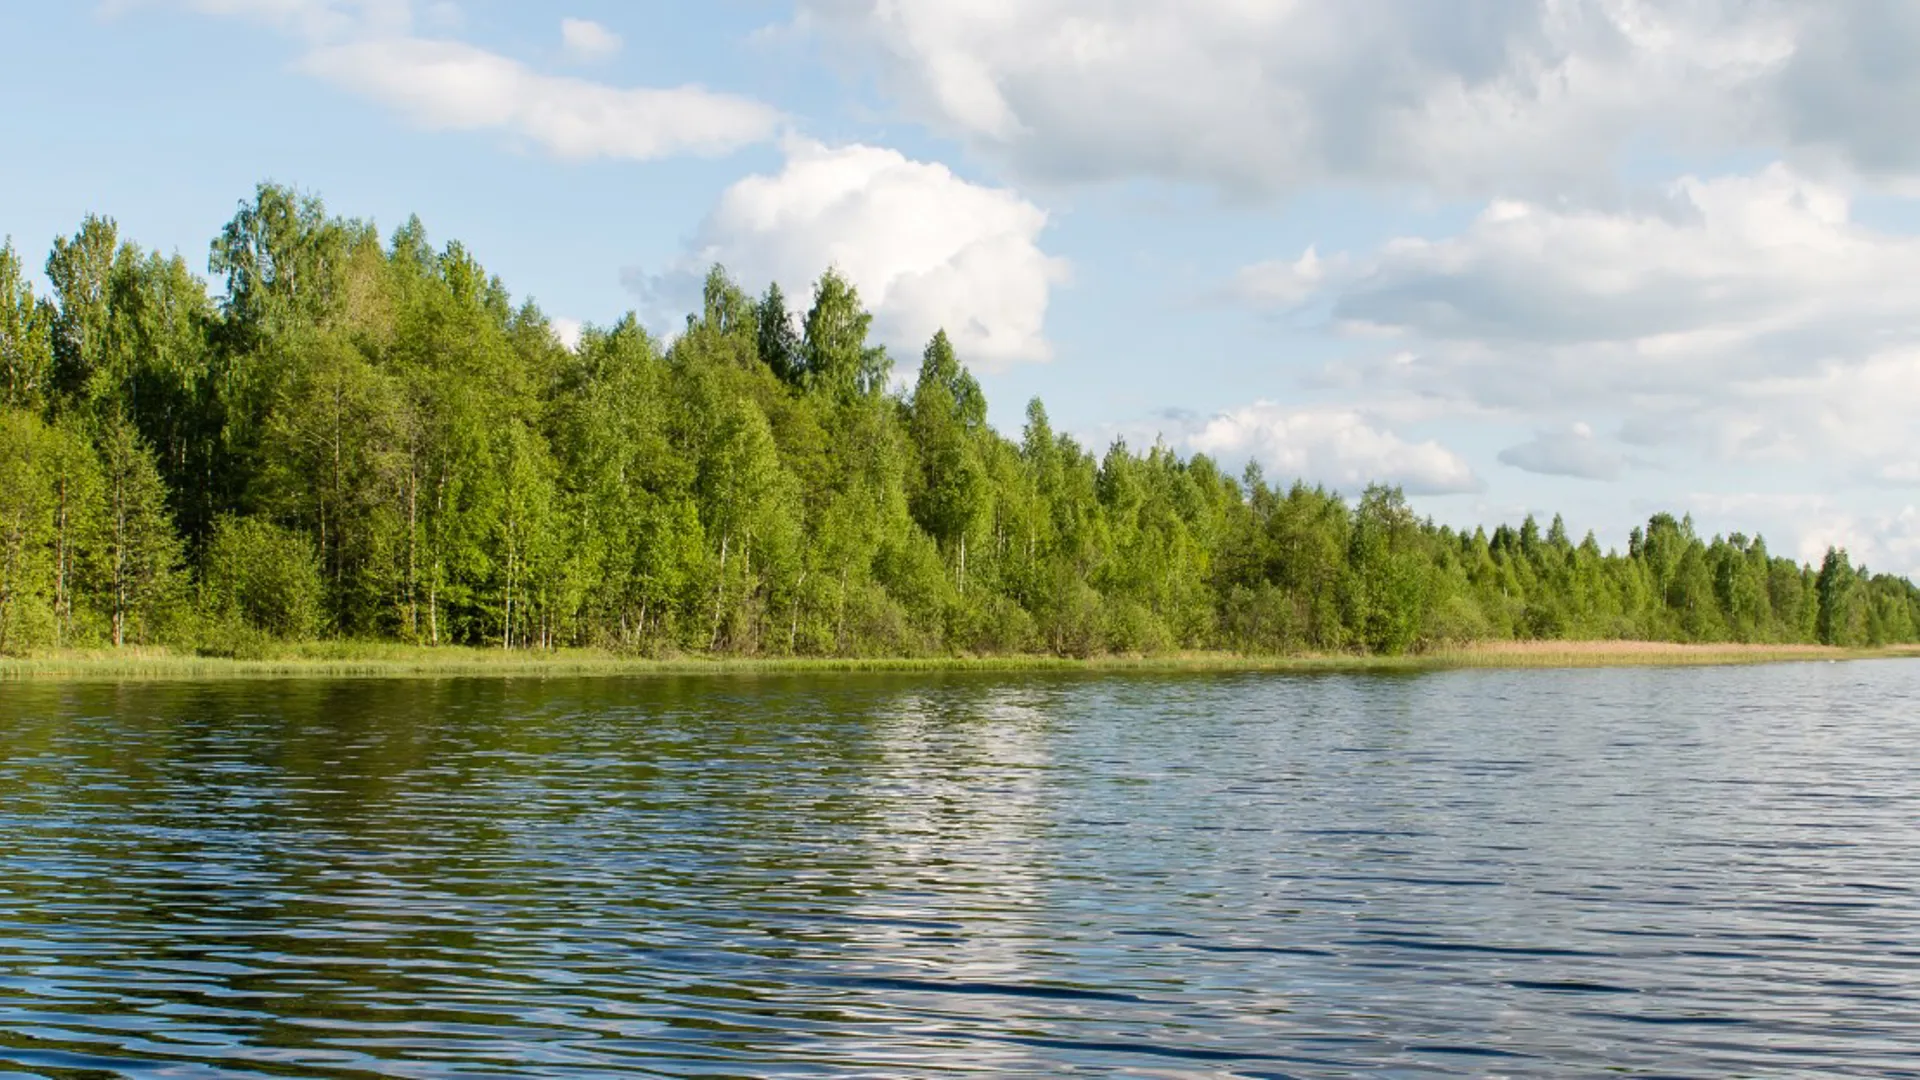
[3,641,1916,682]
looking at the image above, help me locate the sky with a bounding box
[5,0,1920,576]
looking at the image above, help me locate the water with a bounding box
[1,662,1917,1077]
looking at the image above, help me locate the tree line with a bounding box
[2,184,1916,657]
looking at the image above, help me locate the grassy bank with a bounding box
[2,640,1916,681]
[1414,640,1920,668]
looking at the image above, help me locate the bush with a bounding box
[192,617,278,660]
[1043,579,1105,657]
[951,591,1038,654]
[1221,583,1300,654]
[199,516,325,640]
[1103,598,1171,656]
[1422,591,1494,648]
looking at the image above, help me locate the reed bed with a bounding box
[3,641,1915,682]
[1415,640,1915,669]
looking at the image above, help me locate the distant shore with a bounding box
[2,641,1915,681]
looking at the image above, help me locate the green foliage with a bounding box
[200,515,325,641]
[87,416,183,647]
[755,282,803,386]
[1,241,55,412]
[1816,548,1867,647]
[0,409,58,652]
[1343,485,1430,654]
[1,185,1915,655]
[802,269,891,400]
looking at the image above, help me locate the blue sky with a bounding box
[6,1,1920,575]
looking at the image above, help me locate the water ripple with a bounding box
[1,662,1918,1076]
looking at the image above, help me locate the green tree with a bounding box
[492,419,559,650]
[0,409,57,651]
[1,241,54,411]
[1815,547,1866,647]
[41,417,102,645]
[257,331,407,631]
[87,417,182,646]
[209,182,358,343]
[45,215,124,411]
[802,269,891,400]
[696,394,797,651]
[909,330,988,591]
[200,515,324,640]
[1343,484,1430,654]
[108,248,218,538]
[755,281,804,385]
[8,180,1919,660]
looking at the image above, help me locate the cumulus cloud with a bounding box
[641,139,1067,368]
[1258,165,1920,472]
[1184,402,1481,496]
[1323,167,1905,354]
[1688,494,1920,579]
[1767,2,1920,181]
[1498,424,1625,481]
[301,38,777,160]
[798,1,1920,197]
[1724,348,1920,466]
[799,1,1821,196]
[550,317,584,350]
[103,0,437,41]
[162,2,1920,196]
[128,0,777,161]
[559,16,621,63]
[1231,247,1334,311]
[1876,461,1920,487]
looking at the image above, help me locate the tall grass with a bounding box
[2,641,1914,682]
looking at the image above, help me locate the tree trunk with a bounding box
[328,383,344,593]
[709,531,730,651]
[836,567,848,654]
[53,477,70,647]
[788,569,808,654]
[405,457,418,639]
[111,469,127,648]
[503,544,516,651]
[429,470,446,647]
[0,519,20,655]
[112,535,125,647]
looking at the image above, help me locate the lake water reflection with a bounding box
[2,662,1917,1076]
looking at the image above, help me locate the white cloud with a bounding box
[798,1,1920,197]
[1323,167,1901,354]
[1877,461,1920,486]
[645,139,1067,368]
[1724,348,1920,467]
[1766,3,1920,181]
[1263,165,1920,472]
[301,38,778,160]
[127,0,777,161]
[560,16,621,64]
[1231,247,1332,311]
[1688,493,1920,579]
[1499,423,1626,481]
[551,317,584,350]
[102,0,425,41]
[797,0,1816,197]
[1184,402,1481,496]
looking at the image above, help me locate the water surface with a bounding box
[2,662,1917,1076]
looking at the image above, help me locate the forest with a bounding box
[2,183,1917,658]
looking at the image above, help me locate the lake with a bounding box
[2,662,1917,1077]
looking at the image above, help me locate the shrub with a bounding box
[199,516,325,640]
